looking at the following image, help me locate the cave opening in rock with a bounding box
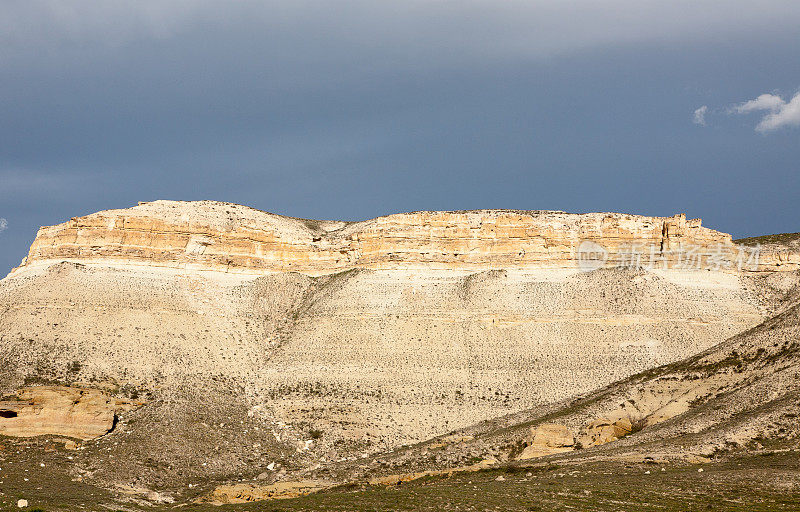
[0,410,18,418]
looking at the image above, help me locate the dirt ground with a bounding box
[2,435,799,512]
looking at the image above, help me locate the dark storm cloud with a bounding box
[1,1,800,274]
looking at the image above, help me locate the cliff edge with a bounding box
[13,200,780,277]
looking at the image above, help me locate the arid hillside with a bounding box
[310,269,800,489]
[0,201,796,504]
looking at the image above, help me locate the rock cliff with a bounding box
[736,232,800,272]
[13,200,767,276]
[0,200,782,493]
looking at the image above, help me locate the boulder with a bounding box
[517,423,574,460]
[530,423,575,448]
[579,416,634,447]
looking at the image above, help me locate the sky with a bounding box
[1,1,799,275]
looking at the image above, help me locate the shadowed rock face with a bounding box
[0,201,780,491]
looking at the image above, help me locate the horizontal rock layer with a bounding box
[751,247,800,272]
[13,200,774,276]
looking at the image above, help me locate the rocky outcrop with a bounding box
[578,416,635,448]
[203,480,334,504]
[12,200,767,277]
[755,249,800,272]
[0,386,141,440]
[517,423,575,459]
[203,457,499,504]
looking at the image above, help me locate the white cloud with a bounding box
[755,94,800,132]
[731,92,800,132]
[0,218,7,234]
[693,105,708,126]
[733,94,785,114]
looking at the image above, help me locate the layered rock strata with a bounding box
[0,386,140,440]
[12,201,773,276]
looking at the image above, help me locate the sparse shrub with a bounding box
[309,428,324,439]
[119,384,142,400]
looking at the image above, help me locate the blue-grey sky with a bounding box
[1,1,799,275]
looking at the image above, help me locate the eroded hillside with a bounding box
[0,201,795,503]
[307,270,800,493]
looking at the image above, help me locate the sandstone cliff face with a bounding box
[0,386,139,440]
[757,250,800,271]
[741,238,800,272]
[14,200,762,276]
